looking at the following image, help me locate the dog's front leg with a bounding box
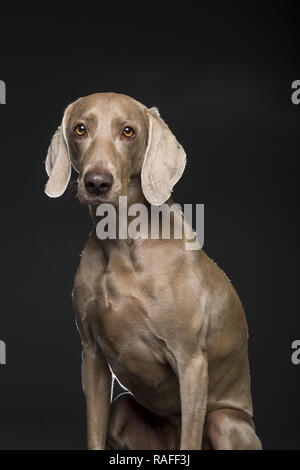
[177,354,208,450]
[82,345,112,450]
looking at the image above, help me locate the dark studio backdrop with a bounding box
[0,4,299,450]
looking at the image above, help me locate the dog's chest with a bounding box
[92,264,166,366]
[81,255,180,405]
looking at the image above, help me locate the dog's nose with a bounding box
[84,171,113,195]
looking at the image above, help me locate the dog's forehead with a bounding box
[67,93,146,123]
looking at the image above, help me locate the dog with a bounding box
[44,92,262,450]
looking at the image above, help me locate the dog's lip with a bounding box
[86,195,110,204]
[81,191,116,205]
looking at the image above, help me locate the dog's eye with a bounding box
[74,124,86,137]
[123,126,135,138]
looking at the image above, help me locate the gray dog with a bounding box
[45,92,262,450]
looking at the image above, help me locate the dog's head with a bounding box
[45,93,186,206]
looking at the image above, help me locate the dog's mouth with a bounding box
[77,190,113,206]
[77,184,121,206]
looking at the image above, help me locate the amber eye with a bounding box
[74,124,86,137]
[123,126,135,138]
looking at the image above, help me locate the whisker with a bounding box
[61,179,78,206]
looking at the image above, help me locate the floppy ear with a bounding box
[45,117,71,198]
[141,107,186,205]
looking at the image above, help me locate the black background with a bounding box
[0,4,299,450]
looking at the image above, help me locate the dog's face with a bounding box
[66,93,148,205]
[45,92,186,206]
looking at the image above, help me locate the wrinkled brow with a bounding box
[70,113,97,124]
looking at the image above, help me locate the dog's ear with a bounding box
[141,107,186,205]
[45,113,71,198]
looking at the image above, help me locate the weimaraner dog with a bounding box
[44,92,262,450]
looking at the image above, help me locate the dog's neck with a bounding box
[88,176,152,258]
[87,177,194,260]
